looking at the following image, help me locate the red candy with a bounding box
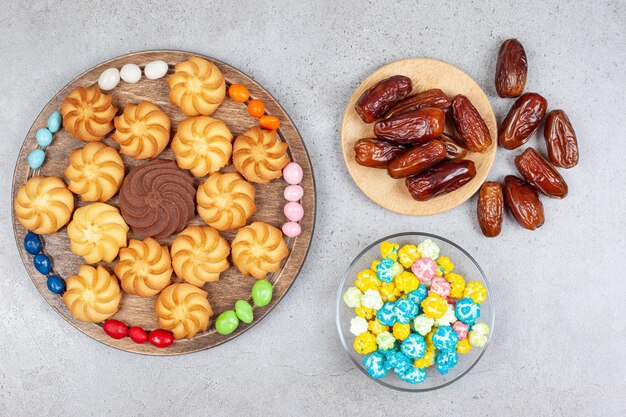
[149,329,174,348]
[128,326,148,344]
[453,321,469,340]
[430,276,451,298]
[103,319,128,339]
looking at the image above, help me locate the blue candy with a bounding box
[47,275,65,294]
[393,298,419,324]
[455,297,481,325]
[398,365,427,384]
[376,258,395,283]
[432,325,458,352]
[377,349,396,370]
[24,232,42,254]
[36,128,53,147]
[400,334,427,359]
[377,301,396,326]
[436,350,458,375]
[33,253,51,275]
[387,351,412,375]
[406,284,428,304]
[47,111,62,133]
[28,149,45,169]
[363,351,387,378]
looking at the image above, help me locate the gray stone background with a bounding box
[1,1,625,416]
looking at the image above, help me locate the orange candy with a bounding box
[228,84,250,103]
[248,100,265,118]
[259,115,280,130]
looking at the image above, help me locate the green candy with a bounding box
[235,300,254,324]
[252,280,273,307]
[215,310,239,335]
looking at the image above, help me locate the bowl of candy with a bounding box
[336,232,494,391]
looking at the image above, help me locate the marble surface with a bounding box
[1,1,625,416]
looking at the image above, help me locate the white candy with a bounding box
[349,316,368,336]
[342,287,363,308]
[413,314,435,336]
[144,60,168,79]
[417,239,440,260]
[98,67,120,91]
[468,322,490,348]
[120,63,142,83]
[361,289,384,311]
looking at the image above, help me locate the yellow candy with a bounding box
[414,349,436,368]
[435,267,443,277]
[394,271,419,294]
[425,329,436,348]
[368,319,388,335]
[370,260,381,272]
[421,293,447,319]
[353,331,377,355]
[437,256,455,274]
[456,338,472,354]
[392,323,411,341]
[379,282,401,302]
[445,273,466,299]
[380,242,399,261]
[355,269,381,292]
[464,281,487,304]
[398,244,421,269]
[355,306,374,320]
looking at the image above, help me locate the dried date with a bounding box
[405,160,476,201]
[440,133,468,161]
[499,92,547,150]
[382,88,452,119]
[503,175,544,230]
[355,75,412,123]
[544,110,579,168]
[387,139,446,179]
[374,108,445,144]
[354,138,406,168]
[451,95,492,152]
[514,147,568,198]
[477,182,504,238]
[495,39,527,98]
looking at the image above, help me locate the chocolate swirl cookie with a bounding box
[119,159,196,238]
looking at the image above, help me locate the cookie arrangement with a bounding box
[12,51,314,353]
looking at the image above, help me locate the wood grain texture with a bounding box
[11,50,316,355]
[341,58,497,216]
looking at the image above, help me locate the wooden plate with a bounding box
[11,50,316,355]
[341,58,497,216]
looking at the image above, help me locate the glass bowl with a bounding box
[336,232,494,392]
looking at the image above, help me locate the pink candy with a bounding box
[283,162,303,185]
[282,163,303,238]
[430,276,451,298]
[411,258,438,283]
[453,321,469,340]
[284,184,304,201]
[284,202,304,221]
[282,221,302,237]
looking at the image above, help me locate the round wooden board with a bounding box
[11,50,316,355]
[341,58,497,216]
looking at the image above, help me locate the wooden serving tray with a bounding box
[11,50,315,355]
[341,58,497,216]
